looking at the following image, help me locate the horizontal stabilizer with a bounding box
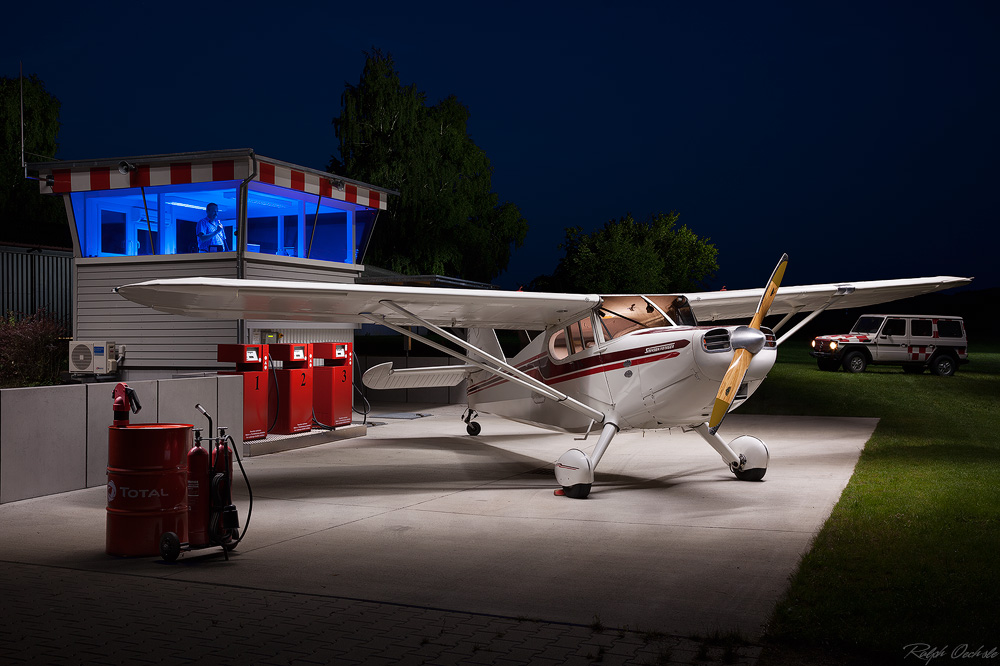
[362,362,475,390]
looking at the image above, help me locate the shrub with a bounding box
[0,310,67,388]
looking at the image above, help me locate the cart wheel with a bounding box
[159,532,181,562]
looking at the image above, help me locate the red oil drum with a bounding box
[106,424,192,556]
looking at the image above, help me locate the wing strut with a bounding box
[774,286,856,346]
[363,301,606,424]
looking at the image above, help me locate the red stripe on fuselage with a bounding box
[468,339,690,396]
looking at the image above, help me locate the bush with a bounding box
[0,310,67,388]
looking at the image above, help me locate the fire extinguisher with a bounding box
[112,382,141,426]
[194,404,241,547]
[187,434,210,547]
[161,403,252,562]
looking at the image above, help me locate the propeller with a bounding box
[707,253,788,435]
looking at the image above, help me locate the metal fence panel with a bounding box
[1,246,73,328]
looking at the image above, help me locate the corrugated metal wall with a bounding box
[75,257,240,371]
[75,255,361,375]
[244,256,359,348]
[0,246,73,328]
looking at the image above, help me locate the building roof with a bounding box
[27,148,397,210]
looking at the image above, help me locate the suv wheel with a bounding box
[842,351,867,373]
[929,354,957,377]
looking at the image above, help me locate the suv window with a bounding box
[883,318,906,336]
[938,320,963,338]
[851,316,884,335]
[911,319,933,337]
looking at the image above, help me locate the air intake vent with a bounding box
[761,327,777,348]
[702,328,731,352]
[70,344,94,371]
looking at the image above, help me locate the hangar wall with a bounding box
[0,375,242,504]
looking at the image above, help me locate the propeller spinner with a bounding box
[707,254,788,435]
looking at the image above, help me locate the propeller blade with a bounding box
[750,253,788,330]
[709,253,788,434]
[708,347,752,433]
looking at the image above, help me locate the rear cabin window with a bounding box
[911,319,933,337]
[937,320,964,338]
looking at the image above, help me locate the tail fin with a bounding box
[467,328,505,364]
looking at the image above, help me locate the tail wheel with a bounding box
[466,421,482,436]
[842,350,867,373]
[929,354,956,377]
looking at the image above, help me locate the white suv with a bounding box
[810,314,968,376]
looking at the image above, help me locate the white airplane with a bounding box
[116,259,971,498]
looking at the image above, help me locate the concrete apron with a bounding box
[0,406,876,638]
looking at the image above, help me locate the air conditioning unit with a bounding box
[69,341,118,374]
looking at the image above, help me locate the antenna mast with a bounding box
[20,61,26,177]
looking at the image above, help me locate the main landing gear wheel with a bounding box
[466,421,482,436]
[729,435,769,482]
[558,483,592,499]
[554,448,594,499]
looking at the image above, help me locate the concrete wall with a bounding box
[1,376,242,504]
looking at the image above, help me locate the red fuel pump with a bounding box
[268,343,313,435]
[217,344,269,441]
[313,342,353,428]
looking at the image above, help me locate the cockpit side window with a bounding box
[549,315,598,361]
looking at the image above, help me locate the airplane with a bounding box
[115,259,972,499]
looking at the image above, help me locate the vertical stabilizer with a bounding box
[467,328,506,364]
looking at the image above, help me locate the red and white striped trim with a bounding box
[38,158,388,210]
[257,161,385,209]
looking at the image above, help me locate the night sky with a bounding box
[4,1,997,292]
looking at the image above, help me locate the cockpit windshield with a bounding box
[598,295,697,340]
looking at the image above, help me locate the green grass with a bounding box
[740,343,1000,659]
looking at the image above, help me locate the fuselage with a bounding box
[468,323,776,434]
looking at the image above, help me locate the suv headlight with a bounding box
[810,340,817,348]
[829,341,838,351]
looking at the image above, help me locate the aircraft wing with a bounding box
[115,277,600,330]
[685,276,973,323]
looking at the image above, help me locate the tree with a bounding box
[538,212,718,294]
[331,50,527,282]
[0,74,68,247]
